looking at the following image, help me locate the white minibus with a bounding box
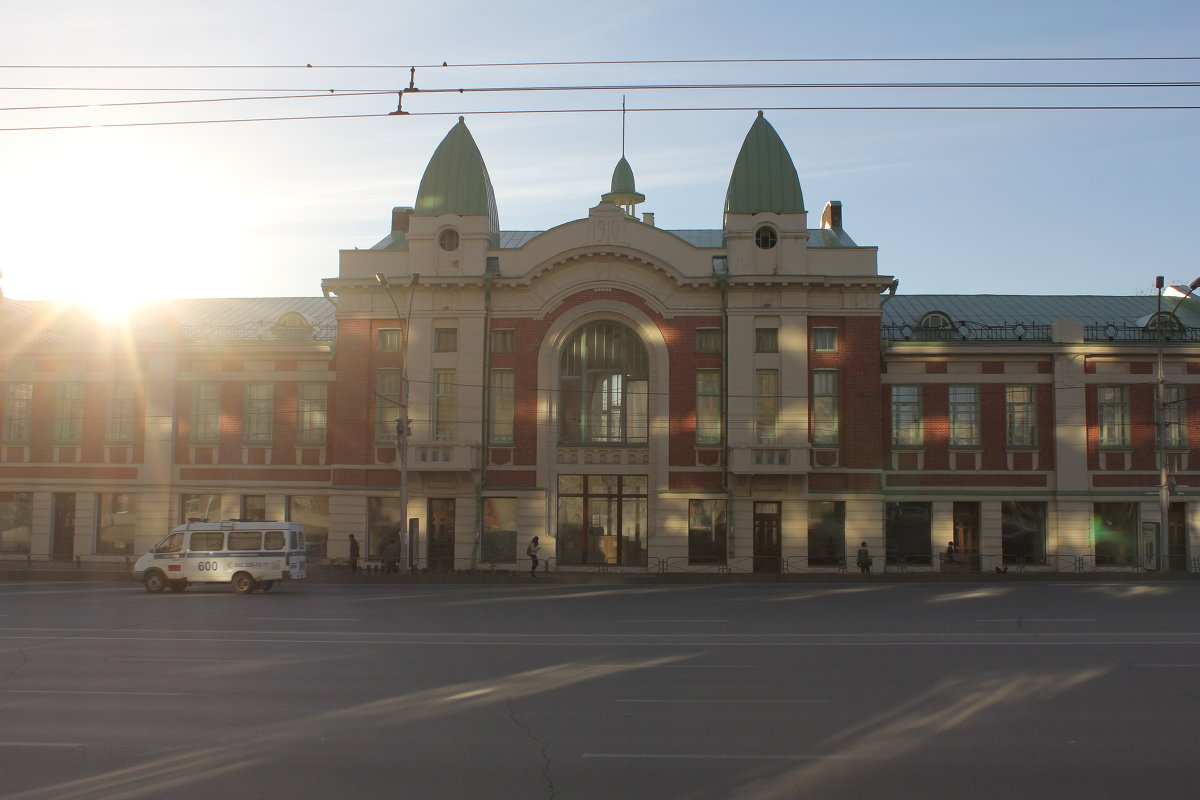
[133,521,307,593]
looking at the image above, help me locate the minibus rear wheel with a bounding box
[231,572,258,594]
[143,570,167,593]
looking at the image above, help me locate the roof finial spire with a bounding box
[621,95,626,157]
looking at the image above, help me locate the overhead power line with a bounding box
[2,104,1197,133]
[0,56,1197,69]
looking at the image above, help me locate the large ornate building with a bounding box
[0,113,1194,574]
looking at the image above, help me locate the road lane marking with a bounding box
[615,698,828,704]
[975,619,1098,622]
[624,620,728,623]
[583,753,848,760]
[1135,664,1200,667]
[251,618,360,621]
[0,742,83,748]
[2,689,185,696]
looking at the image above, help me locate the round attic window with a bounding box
[438,229,460,252]
[754,226,778,250]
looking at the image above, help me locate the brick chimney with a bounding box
[821,200,842,230]
[392,206,413,232]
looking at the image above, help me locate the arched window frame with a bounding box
[558,320,649,445]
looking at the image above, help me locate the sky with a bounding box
[0,0,1196,313]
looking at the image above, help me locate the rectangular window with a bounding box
[241,495,266,521]
[948,385,980,447]
[433,369,456,441]
[489,369,515,445]
[490,329,515,354]
[0,492,33,553]
[192,382,220,443]
[376,369,402,441]
[243,383,274,443]
[696,328,722,354]
[106,383,136,442]
[812,328,837,353]
[812,370,838,444]
[891,385,922,446]
[96,493,137,555]
[180,493,221,523]
[1163,384,1187,448]
[688,499,728,564]
[755,370,779,444]
[1097,385,1129,446]
[297,383,327,444]
[54,382,84,443]
[1001,501,1046,565]
[696,369,722,445]
[367,496,405,559]
[1094,501,1137,566]
[808,501,845,567]
[4,383,32,442]
[481,497,518,563]
[433,328,458,353]
[377,328,402,353]
[1005,385,1037,447]
[228,530,263,550]
[885,502,932,566]
[755,328,779,353]
[286,495,329,559]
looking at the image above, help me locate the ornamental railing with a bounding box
[1084,324,1200,343]
[882,321,1051,342]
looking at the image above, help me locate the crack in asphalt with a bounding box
[508,699,555,798]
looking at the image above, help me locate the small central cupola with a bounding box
[601,156,646,216]
[723,111,810,276]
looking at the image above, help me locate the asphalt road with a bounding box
[1,579,1199,799]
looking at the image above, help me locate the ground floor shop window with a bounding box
[181,493,221,523]
[367,496,404,559]
[1094,502,1137,566]
[287,495,329,559]
[1001,501,1046,565]
[240,495,266,521]
[0,492,32,553]
[688,499,728,564]
[482,497,517,563]
[557,475,647,565]
[885,502,932,566]
[97,493,137,555]
[808,501,845,567]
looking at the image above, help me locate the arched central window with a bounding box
[558,321,649,444]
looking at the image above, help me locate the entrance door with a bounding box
[952,502,980,571]
[53,493,76,559]
[427,498,455,572]
[1167,502,1187,572]
[753,502,781,573]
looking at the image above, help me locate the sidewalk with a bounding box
[3,559,1199,585]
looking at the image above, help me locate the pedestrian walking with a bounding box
[856,542,872,575]
[527,536,540,577]
[348,533,360,574]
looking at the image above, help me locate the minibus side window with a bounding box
[156,532,184,553]
[264,531,285,550]
[189,532,225,551]
[228,531,263,551]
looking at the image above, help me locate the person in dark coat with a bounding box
[527,536,540,577]
[348,534,360,574]
[856,542,872,575]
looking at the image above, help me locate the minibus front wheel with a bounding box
[231,572,258,594]
[143,570,167,593]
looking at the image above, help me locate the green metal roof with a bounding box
[414,117,500,235]
[724,112,806,215]
[601,157,645,206]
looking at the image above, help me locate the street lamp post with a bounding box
[376,272,419,571]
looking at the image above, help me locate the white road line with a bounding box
[0,742,83,748]
[975,619,1098,623]
[615,699,828,704]
[624,620,728,623]
[1135,664,1200,667]
[251,618,360,622]
[2,689,185,696]
[583,753,848,760]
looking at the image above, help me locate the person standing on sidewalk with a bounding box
[348,534,360,574]
[527,536,540,577]
[856,542,872,576]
